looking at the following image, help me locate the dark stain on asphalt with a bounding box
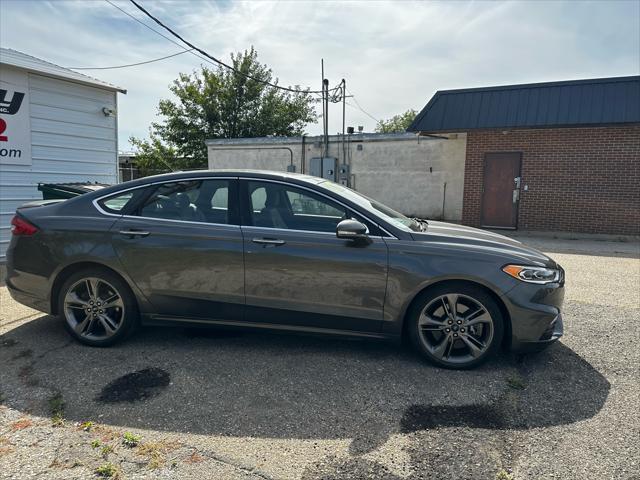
[11,349,33,361]
[96,367,170,403]
[401,404,507,432]
[17,363,39,387]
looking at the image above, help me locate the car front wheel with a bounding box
[59,269,138,347]
[408,283,504,369]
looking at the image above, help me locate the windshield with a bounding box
[319,181,422,232]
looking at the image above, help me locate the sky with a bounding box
[1,0,639,152]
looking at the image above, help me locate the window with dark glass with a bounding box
[135,179,231,224]
[247,181,349,232]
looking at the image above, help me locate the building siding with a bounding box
[0,70,118,258]
[462,125,640,235]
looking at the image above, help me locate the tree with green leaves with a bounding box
[374,109,418,133]
[130,47,317,174]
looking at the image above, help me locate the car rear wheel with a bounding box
[59,269,138,346]
[408,283,504,369]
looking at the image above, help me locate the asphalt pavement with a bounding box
[0,236,638,479]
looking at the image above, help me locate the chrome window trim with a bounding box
[241,177,397,239]
[92,174,397,238]
[118,214,242,229]
[241,224,378,238]
[92,176,238,227]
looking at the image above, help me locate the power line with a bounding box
[345,92,380,125]
[345,87,380,124]
[128,0,337,95]
[104,0,215,68]
[68,48,194,70]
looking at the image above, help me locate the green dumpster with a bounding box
[37,182,110,200]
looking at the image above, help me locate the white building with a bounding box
[207,133,467,221]
[0,48,125,260]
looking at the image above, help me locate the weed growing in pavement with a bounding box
[95,462,121,478]
[91,439,101,449]
[79,421,94,431]
[48,392,65,427]
[101,445,114,458]
[506,375,526,390]
[122,432,141,447]
[496,468,514,480]
[137,440,180,470]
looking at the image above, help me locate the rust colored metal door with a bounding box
[481,152,522,229]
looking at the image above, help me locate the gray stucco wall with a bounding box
[207,132,466,221]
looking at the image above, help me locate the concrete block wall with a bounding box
[207,133,467,221]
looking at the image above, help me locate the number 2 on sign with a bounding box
[0,118,7,141]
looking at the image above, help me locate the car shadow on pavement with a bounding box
[1,314,609,468]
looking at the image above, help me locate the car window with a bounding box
[247,181,347,232]
[319,181,420,232]
[136,179,231,224]
[98,192,134,214]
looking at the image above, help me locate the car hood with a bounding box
[411,221,557,268]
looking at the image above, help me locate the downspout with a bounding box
[301,135,306,174]
[442,182,447,220]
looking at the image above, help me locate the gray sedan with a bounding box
[6,170,564,369]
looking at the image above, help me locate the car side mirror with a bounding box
[336,219,369,240]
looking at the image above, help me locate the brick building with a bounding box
[408,76,640,236]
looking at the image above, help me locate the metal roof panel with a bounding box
[408,75,640,132]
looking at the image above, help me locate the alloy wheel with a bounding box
[418,293,494,365]
[63,277,125,341]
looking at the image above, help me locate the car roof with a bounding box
[134,169,326,185]
[173,169,323,182]
[87,169,326,198]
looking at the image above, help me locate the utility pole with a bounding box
[321,59,326,158]
[323,78,329,158]
[342,78,346,165]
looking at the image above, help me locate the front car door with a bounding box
[240,178,388,334]
[100,177,245,321]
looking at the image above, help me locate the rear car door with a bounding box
[100,177,244,320]
[240,179,388,334]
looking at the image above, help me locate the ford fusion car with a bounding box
[6,170,564,369]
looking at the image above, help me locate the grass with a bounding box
[122,432,141,448]
[137,440,179,470]
[91,439,101,449]
[95,462,121,478]
[506,375,526,390]
[101,445,114,458]
[496,468,514,480]
[48,392,65,427]
[79,421,94,431]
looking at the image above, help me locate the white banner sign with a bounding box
[0,73,32,166]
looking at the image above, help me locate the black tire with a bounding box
[407,283,504,369]
[58,268,139,347]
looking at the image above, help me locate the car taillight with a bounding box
[10,215,38,236]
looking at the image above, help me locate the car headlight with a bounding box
[502,265,561,284]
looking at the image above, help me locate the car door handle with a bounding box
[119,230,150,238]
[252,237,286,246]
